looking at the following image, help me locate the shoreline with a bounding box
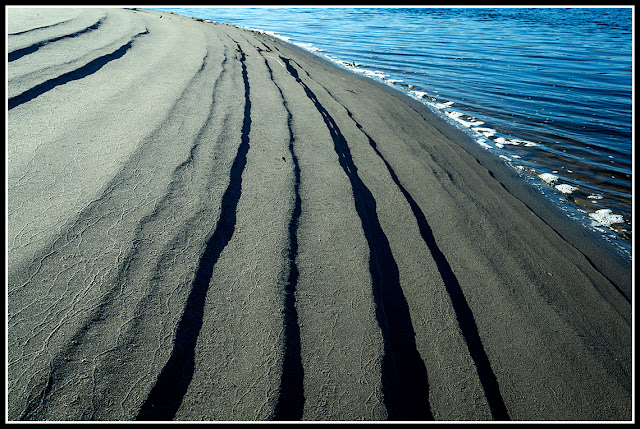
[157,6,633,250]
[265,32,633,299]
[7,7,632,421]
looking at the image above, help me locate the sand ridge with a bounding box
[7,7,632,421]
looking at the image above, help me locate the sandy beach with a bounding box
[7,7,632,421]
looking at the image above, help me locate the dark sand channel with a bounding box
[7,7,632,421]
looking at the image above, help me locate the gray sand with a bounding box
[7,8,632,421]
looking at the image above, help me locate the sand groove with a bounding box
[136,41,252,420]
[295,73,510,420]
[8,17,76,36]
[264,42,386,421]
[8,16,233,420]
[281,56,433,420]
[9,28,149,110]
[260,55,306,420]
[8,17,105,62]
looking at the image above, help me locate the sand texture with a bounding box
[7,8,632,421]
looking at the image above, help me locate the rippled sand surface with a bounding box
[7,8,632,421]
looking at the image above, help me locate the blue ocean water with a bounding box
[158,7,633,249]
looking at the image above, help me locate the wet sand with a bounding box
[7,7,632,421]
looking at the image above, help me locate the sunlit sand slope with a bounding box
[7,7,631,421]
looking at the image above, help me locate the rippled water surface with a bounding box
[159,7,633,248]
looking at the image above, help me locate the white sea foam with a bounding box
[363,70,389,79]
[588,194,603,200]
[264,30,291,42]
[556,184,578,194]
[539,173,559,184]
[444,111,484,127]
[411,91,428,99]
[495,137,538,147]
[434,101,455,109]
[472,127,496,138]
[476,138,492,149]
[589,209,623,227]
[518,139,539,147]
[293,41,323,52]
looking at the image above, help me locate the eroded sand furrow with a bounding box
[8,9,148,98]
[9,28,149,110]
[280,56,434,420]
[77,44,234,421]
[7,17,231,421]
[253,46,306,420]
[7,8,103,39]
[8,16,78,36]
[137,39,253,420]
[167,33,299,421]
[293,69,509,420]
[7,9,211,272]
[264,42,387,421]
[8,16,105,62]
